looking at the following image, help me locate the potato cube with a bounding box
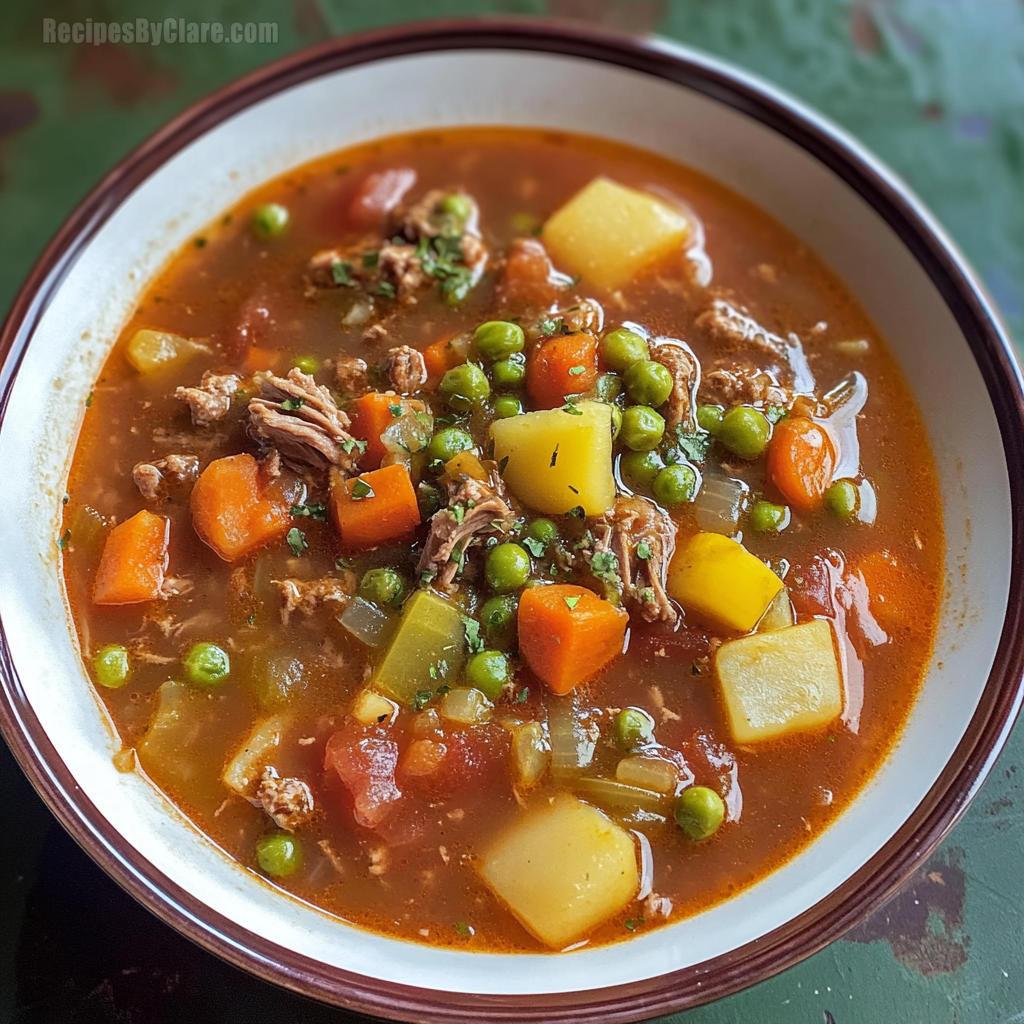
[543,177,691,291]
[716,619,843,744]
[125,329,206,374]
[479,795,638,949]
[667,532,784,633]
[490,401,615,516]
[351,689,398,727]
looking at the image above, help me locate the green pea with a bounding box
[359,567,404,607]
[595,373,623,403]
[256,833,302,877]
[94,645,130,689]
[292,355,320,375]
[718,406,771,460]
[427,427,474,464]
[614,707,655,750]
[440,193,473,222]
[465,650,510,700]
[251,203,289,240]
[653,465,697,506]
[480,595,518,647]
[609,405,623,440]
[696,404,724,434]
[601,328,649,372]
[184,642,230,687]
[624,360,674,408]
[620,450,664,489]
[749,500,790,533]
[485,543,531,593]
[826,479,859,520]
[440,363,490,411]
[619,406,666,451]
[675,786,726,841]
[492,353,526,389]
[493,396,522,419]
[475,321,525,361]
[528,519,559,545]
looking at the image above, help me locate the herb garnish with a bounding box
[361,249,380,269]
[624,917,645,932]
[522,537,545,558]
[290,502,328,521]
[676,426,712,463]
[376,281,397,299]
[341,437,369,456]
[562,396,583,416]
[331,260,355,286]
[636,541,652,561]
[566,505,586,519]
[351,479,375,501]
[590,550,622,588]
[563,595,581,611]
[454,921,474,938]
[412,690,434,711]
[515,687,530,704]
[85,392,94,408]
[765,404,789,424]
[568,365,586,376]
[389,403,402,416]
[281,397,305,412]
[286,527,308,556]
[464,617,484,654]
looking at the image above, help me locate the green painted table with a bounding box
[1,2,1022,1021]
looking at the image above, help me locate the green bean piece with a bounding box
[94,645,130,689]
[696,404,724,434]
[485,543,531,593]
[620,450,664,490]
[427,427,474,464]
[359,567,405,607]
[440,193,473,223]
[613,707,655,750]
[826,479,859,520]
[619,406,666,452]
[653,465,697,506]
[601,328,649,372]
[251,203,290,240]
[475,321,526,361]
[440,363,490,411]
[595,373,623,403]
[465,650,510,700]
[480,595,518,647]
[493,396,523,419]
[184,642,230,687]
[528,518,560,545]
[492,353,526,389]
[292,355,320,375]
[718,406,771,460]
[256,833,302,877]
[675,786,726,841]
[749,500,791,533]
[624,360,674,408]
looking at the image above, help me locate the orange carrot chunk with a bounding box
[767,417,836,515]
[190,454,292,561]
[348,392,404,470]
[517,584,629,695]
[526,332,599,410]
[855,550,910,634]
[422,335,464,385]
[93,510,169,605]
[330,463,421,550]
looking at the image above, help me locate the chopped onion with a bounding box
[693,466,750,536]
[547,696,597,779]
[339,597,395,648]
[615,756,679,794]
[440,687,493,725]
[511,721,550,787]
[382,410,433,455]
[573,776,673,817]
[755,590,796,633]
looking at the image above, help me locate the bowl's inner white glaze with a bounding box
[0,48,1008,995]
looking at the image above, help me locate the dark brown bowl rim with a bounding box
[1,16,1023,1022]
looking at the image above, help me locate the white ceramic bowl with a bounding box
[1,20,1022,1022]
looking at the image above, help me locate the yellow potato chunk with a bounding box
[716,619,843,744]
[351,689,398,727]
[490,401,615,516]
[125,329,207,374]
[479,795,638,949]
[543,177,691,291]
[667,532,784,633]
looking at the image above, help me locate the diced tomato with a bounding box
[324,725,402,828]
[789,552,842,619]
[401,738,448,777]
[346,168,416,230]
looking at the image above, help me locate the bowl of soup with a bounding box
[1,18,1022,1022]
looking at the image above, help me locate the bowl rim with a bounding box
[1,16,1023,1022]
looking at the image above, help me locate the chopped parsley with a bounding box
[351,479,375,501]
[335,556,354,571]
[568,365,586,376]
[676,426,712,463]
[341,437,369,456]
[330,259,354,286]
[290,502,328,521]
[412,689,434,711]
[765,403,789,424]
[590,550,622,588]
[538,317,563,336]
[450,503,466,525]
[85,391,94,408]
[361,249,380,269]
[388,403,402,416]
[281,397,305,412]
[420,569,438,585]
[636,541,652,561]
[454,921,474,938]
[624,917,645,932]
[376,281,397,299]
[565,505,586,519]
[464,616,484,654]
[562,396,583,416]
[522,536,545,558]
[563,595,581,611]
[515,687,530,704]
[286,527,308,556]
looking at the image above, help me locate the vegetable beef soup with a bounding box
[62,128,943,953]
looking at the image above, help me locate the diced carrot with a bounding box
[330,463,421,550]
[499,237,566,309]
[190,454,292,561]
[401,738,448,777]
[517,584,628,694]
[422,334,465,384]
[93,510,169,605]
[346,168,416,230]
[442,451,489,483]
[244,345,282,373]
[527,331,599,410]
[767,417,836,514]
[348,392,404,470]
[855,550,909,633]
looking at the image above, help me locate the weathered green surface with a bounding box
[0,2,1022,1022]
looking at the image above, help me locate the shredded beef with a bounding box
[132,453,200,499]
[257,766,314,831]
[417,474,515,593]
[247,368,360,473]
[363,323,389,344]
[395,188,450,240]
[275,574,355,624]
[593,496,678,624]
[701,365,793,408]
[651,341,700,429]
[174,371,240,426]
[377,242,428,303]
[335,355,369,395]
[382,345,427,394]
[695,297,790,362]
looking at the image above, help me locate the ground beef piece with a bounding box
[335,355,369,396]
[247,368,361,473]
[592,495,678,624]
[651,340,700,429]
[363,323,389,344]
[377,242,428,304]
[174,371,240,426]
[394,188,449,240]
[382,345,427,394]
[695,297,791,362]
[257,767,314,831]
[132,453,200,499]
[417,474,515,593]
[275,574,355,624]
[701,365,793,408]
